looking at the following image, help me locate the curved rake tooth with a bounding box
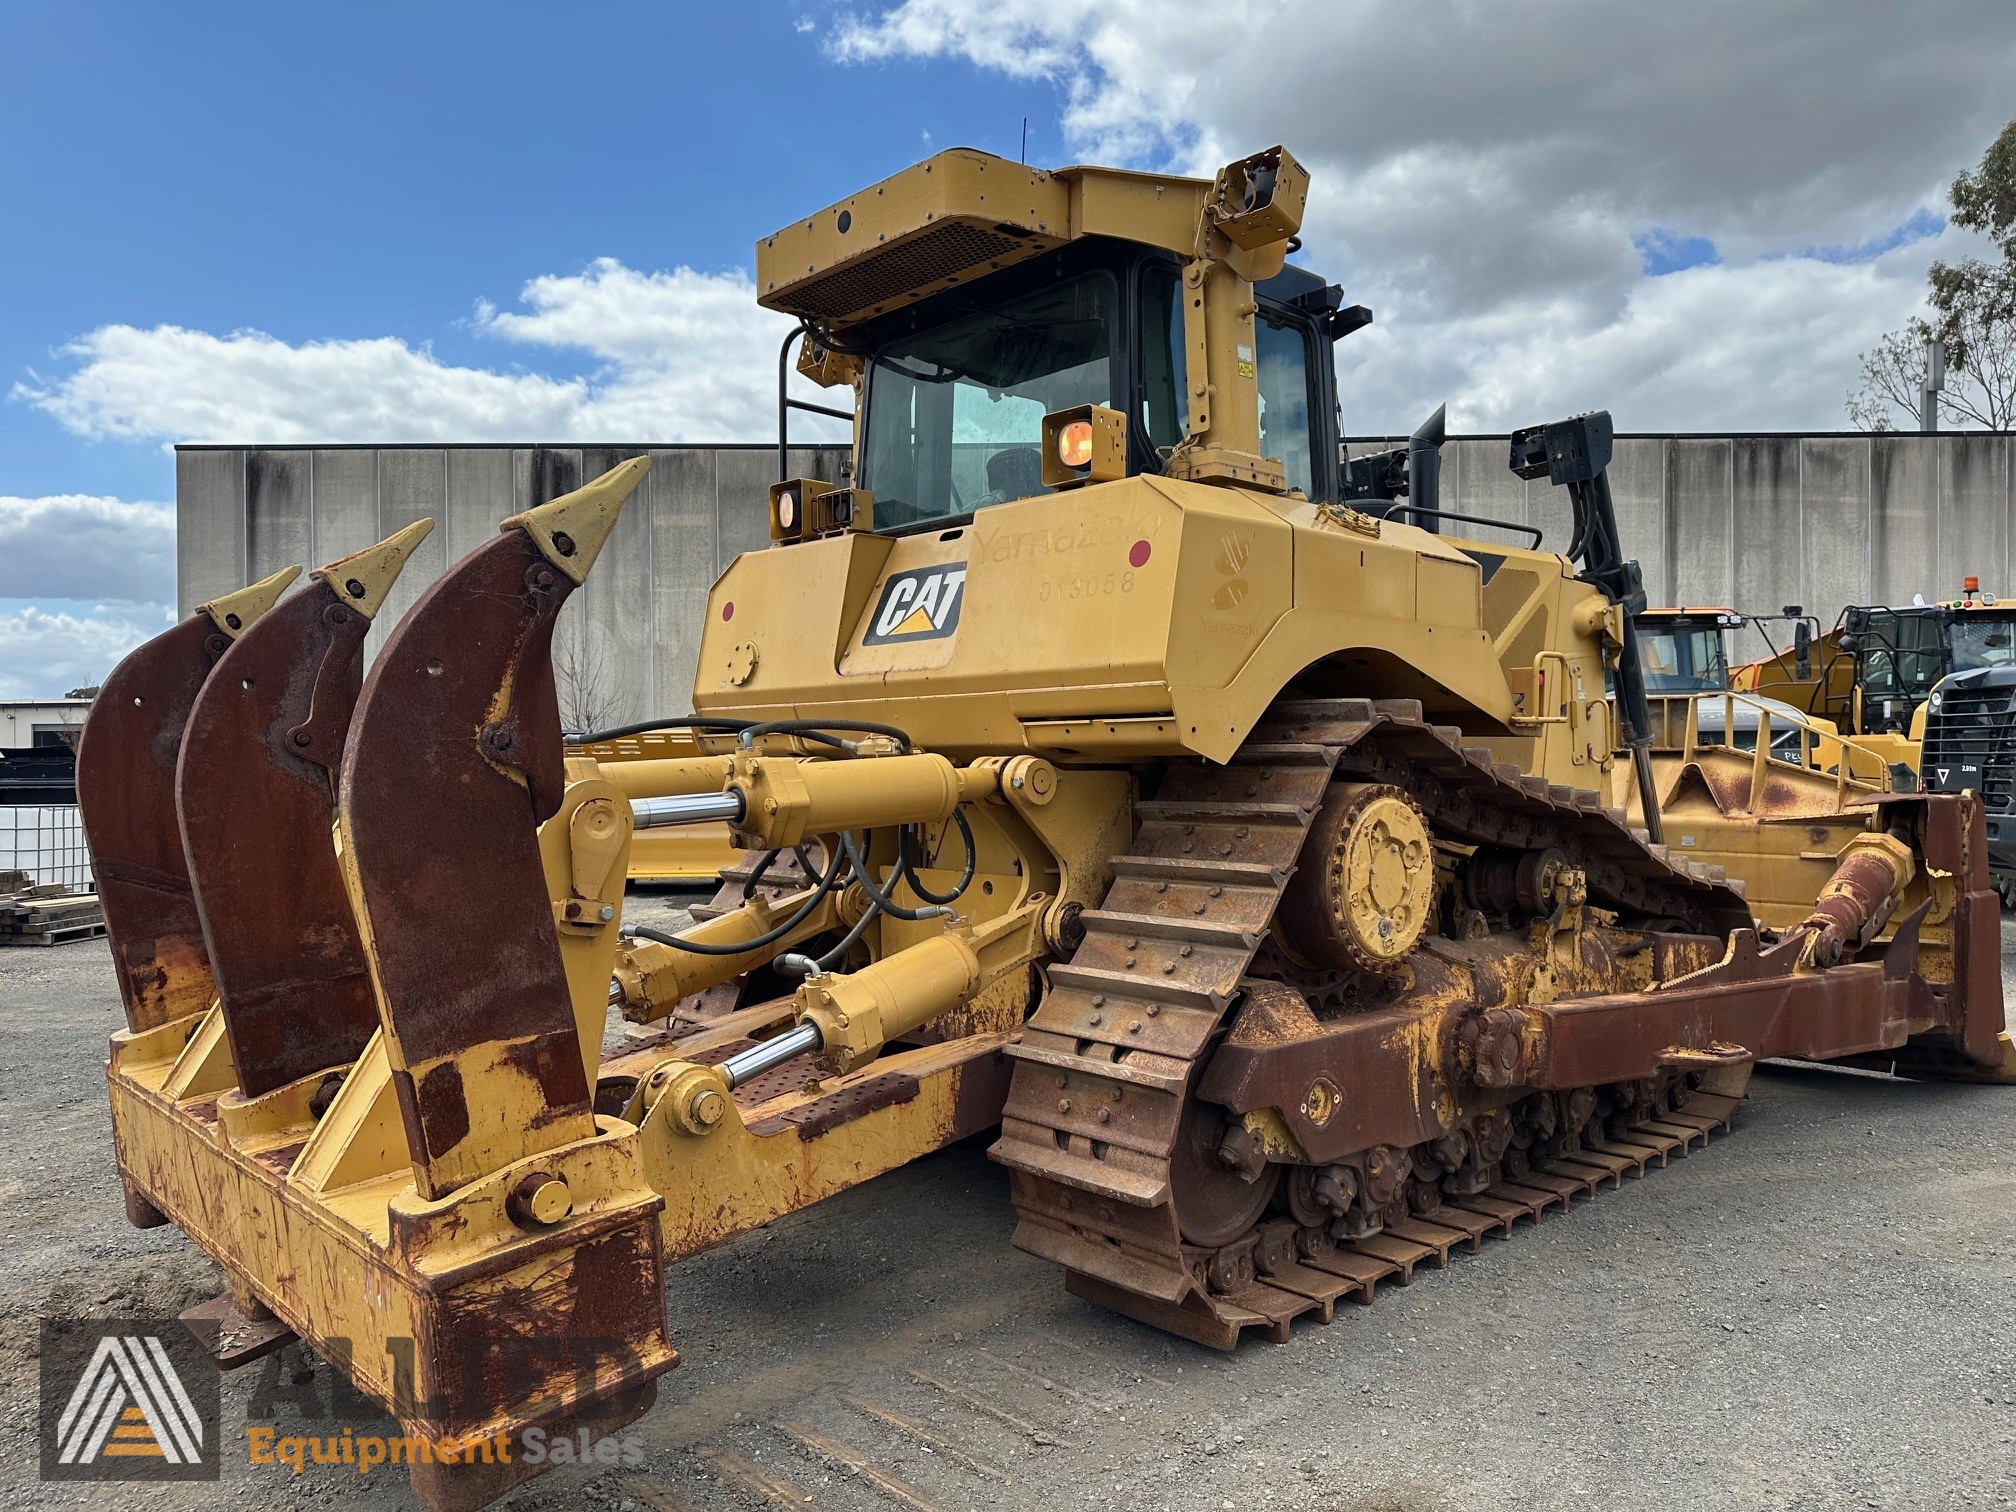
[77,565,301,1033]
[176,522,435,1099]
[337,459,648,1199]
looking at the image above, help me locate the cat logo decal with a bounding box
[864,565,969,645]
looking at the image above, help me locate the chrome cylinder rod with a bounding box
[719,1022,823,1088]
[631,791,745,829]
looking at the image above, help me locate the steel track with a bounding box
[993,696,1755,1349]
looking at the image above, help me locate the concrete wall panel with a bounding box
[371,450,447,658]
[1732,439,1801,666]
[1797,436,1869,629]
[444,448,517,562]
[244,452,311,588]
[1666,440,1732,610]
[1606,439,1667,607]
[574,446,655,731]
[647,449,719,714]
[1870,435,1938,609]
[1941,433,2010,600]
[310,449,379,571]
[175,449,244,616]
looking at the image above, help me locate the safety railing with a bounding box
[1645,692,1893,807]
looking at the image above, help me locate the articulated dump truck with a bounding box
[81,146,2014,1509]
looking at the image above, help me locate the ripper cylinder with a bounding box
[603,752,1000,850]
[612,884,844,1020]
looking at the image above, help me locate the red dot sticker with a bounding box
[1129,540,1152,568]
[722,601,735,621]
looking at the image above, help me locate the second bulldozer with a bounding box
[84,143,2013,1510]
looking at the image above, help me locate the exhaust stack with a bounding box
[1408,403,1446,527]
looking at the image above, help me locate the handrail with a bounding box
[1650,689,1893,796]
[777,322,857,484]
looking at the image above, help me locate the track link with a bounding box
[992,696,1757,1348]
[1058,1086,1742,1350]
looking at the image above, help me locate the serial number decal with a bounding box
[1036,571,1136,603]
[863,565,969,645]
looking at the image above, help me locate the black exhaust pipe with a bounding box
[1408,404,1446,529]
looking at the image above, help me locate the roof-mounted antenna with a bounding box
[1020,117,1028,164]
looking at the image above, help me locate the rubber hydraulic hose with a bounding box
[898,809,976,906]
[628,839,848,956]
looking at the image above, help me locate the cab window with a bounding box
[1141,267,1320,497]
[862,273,1114,532]
[1141,268,1187,451]
[1256,313,1314,497]
[1949,616,2016,671]
[1859,611,1946,698]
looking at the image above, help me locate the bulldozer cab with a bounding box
[849,236,1342,532]
[1634,609,1741,694]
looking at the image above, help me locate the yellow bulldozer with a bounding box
[79,144,2013,1509]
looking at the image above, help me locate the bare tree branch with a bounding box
[552,608,625,736]
[1846,327,1927,431]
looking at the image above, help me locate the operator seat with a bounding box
[986,446,1045,504]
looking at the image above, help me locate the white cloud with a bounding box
[3,263,860,701]
[0,603,172,702]
[831,0,2016,432]
[0,495,177,703]
[13,261,842,447]
[473,260,837,439]
[0,494,175,604]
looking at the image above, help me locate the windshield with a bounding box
[1637,625,1729,693]
[1948,614,2016,671]
[1857,610,1947,698]
[861,273,1114,532]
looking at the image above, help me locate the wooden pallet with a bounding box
[0,885,106,946]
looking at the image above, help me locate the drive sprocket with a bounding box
[1274,782,1435,973]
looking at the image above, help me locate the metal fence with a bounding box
[0,806,94,890]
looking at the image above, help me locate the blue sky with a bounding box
[1,0,2009,698]
[0,1,1062,504]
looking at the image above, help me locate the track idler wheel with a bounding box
[1275,782,1435,973]
[1169,1097,1280,1247]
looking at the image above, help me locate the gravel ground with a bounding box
[1,886,2011,1510]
